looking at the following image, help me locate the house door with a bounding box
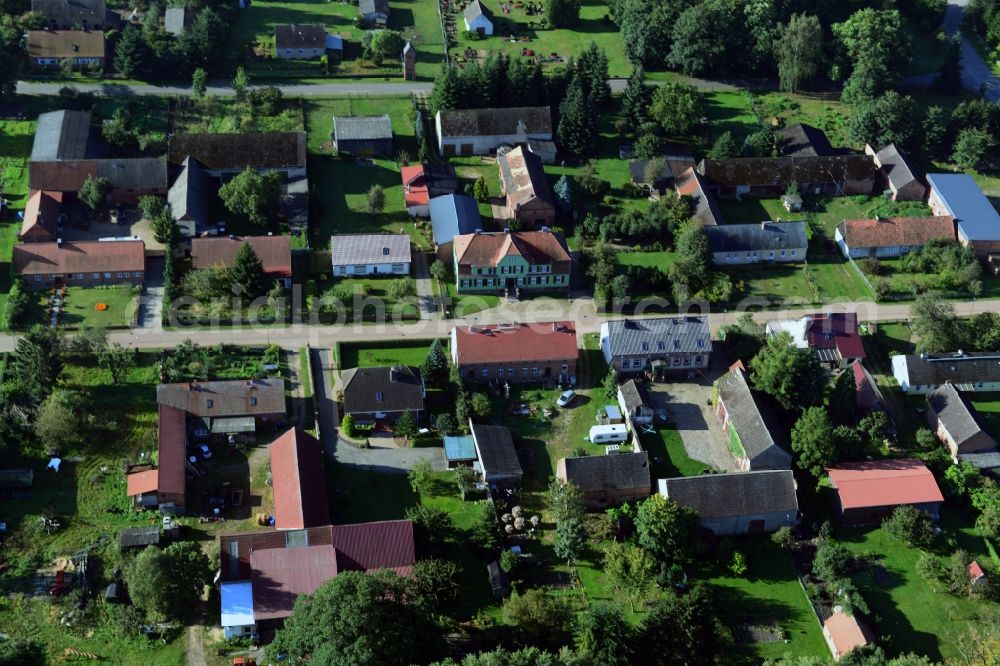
[544,367,551,377]
[372,266,379,274]
[748,519,765,533]
[444,144,455,157]
[461,143,474,156]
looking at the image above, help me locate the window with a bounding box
[475,279,483,287]
[35,275,41,282]
[531,366,538,374]
[657,341,665,351]
[780,250,785,257]
[673,340,680,350]
[696,339,705,348]
[695,356,703,365]
[353,264,366,273]
[93,273,100,279]
[683,357,691,366]
[481,368,488,377]
[522,367,528,374]
[641,341,649,351]
[250,397,257,406]
[382,247,390,256]
[392,263,404,272]
[206,399,214,408]
[507,368,514,375]
[104,272,111,279]
[791,250,797,256]
[672,358,681,366]
[134,272,142,278]
[561,364,568,371]
[375,391,384,402]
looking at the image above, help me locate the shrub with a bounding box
[771,526,795,550]
[882,505,935,548]
[340,413,356,438]
[729,551,748,576]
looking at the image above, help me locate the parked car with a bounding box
[556,390,577,408]
[199,444,212,459]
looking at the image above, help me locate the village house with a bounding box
[332,115,393,156]
[471,422,523,487]
[697,155,878,198]
[464,0,495,35]
[452,229,571,295]
[451,321,578,384]
[330,233,411,277]
[927,173,1000,256]
[714,361,793,471]
[167,156,210,240]
[430,194,481,261]
[32,0,106,28]
[776,123,834,157]
[824,608,874,661]
[852,360,887,415]
[341,365,425,423]
[674,167,724,226]
[359,0,389,26]
[168,132,308,180]
[274,24,326,59]
[18,190,63,242]
[658,470,799,535]
[497,146,556,228]
[27,30,106,70]
[270,428,331,530]
[401,163,458,217]
[866,143,927,201]
[892,351,1000,394]
[435,106,552,156]
[218,521,415,637]
[191,235,293,288]
[556,452,651,508]
[13,239,145,288]
[827,458,944,525]
[835,215,956,259]
[600,317,711,377]
[926,383,998,459]
[617,379,656,431]
[766,312,866,370]
[704,221,807,265]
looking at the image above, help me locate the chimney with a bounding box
[56,237,63,246]
[875,215,880,222]
[504,228,511,234]
[761,221,769,229]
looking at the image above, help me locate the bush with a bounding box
[813,541,853,581]
[729,551,748,576]
[882,505,935,548]
[916,552,946,584]
[771,526,795,550]
[340,413,356,438]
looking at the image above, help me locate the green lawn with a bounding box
[755,92,853,149]
[702,90,762,151]
[318,277,421,321]
[717,198,789,225]
[441,281,501,317]
[640,426,709,479]
[173,97,304,133]
[450,0,627,76]
[969,392,1000,442]
[0,119,35,326]
[704,538,828,663]
[338,337,447,369]
[22,286,140,330]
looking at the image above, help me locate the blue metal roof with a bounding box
[429,194,481,245]
[444,435,476,461]
[927,173,1000,242]
[220,581,254,627]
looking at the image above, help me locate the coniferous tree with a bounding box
[113,26,152,79]
[557,75,597,156]
[229,242,267,300]
[428,66,462,115]
[621,66,652,127]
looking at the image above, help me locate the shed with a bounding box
[444,435,477,464]
[486,560,510,599]
[221,580,256,639]
[104,582,123,603]
[119,525,161,550]
[557,452,651,507]
[659,470,799,535]
[471,422,523,487]
[332,115,393,156]
[429,194,481,259]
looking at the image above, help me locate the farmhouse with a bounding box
[675,167,724,226]
[497,146,556,228]
[556,452,651,508]
[191,236,293,288]
[402,163,458,217]
[714,361,792,471]
[697,155,878,198]
[13,239,145,288]
[766,312,866,370]
[827,458,944,525]
[168,132,308,179]
[835,215,956,259]
[926,383,998,458]
[600,317,711,377]
[330,233,411,277]
[436,106,552,156]
[167,156,210,239]
[927,173,1000,255]
[430,194,481,260]
[274,24,326,59]
[851,360,887,415]
[704,221,807,265]
[19,190,63,242]
[27,30,106,70]
[464,0,494,35]
[359,0,389,26]
[866,143,926,201]
[471,422,523,487]
[658,470,799,535]
[341,366,425,423]
[270,428,330,530]
[332,115,393,156]
[776,123,834,157]
[452,229,571,294]
[32,0,106,28]
[451,321,578,384]
[891,351,1000,394]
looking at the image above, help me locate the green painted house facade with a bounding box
[452,230,572,295]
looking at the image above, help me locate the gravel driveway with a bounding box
[333,440,446,473]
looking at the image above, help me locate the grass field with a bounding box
[22,286,140,330]
[969,392,1000,442]
[338,337,446,369]
[174,97,304,133]
[441,281,501,317]
[639,426,709,478]
[0,120,35,325]
[702,90,762,151]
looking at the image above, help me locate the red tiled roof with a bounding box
[251,544,338,621]
[126,469,158,496]
[828,458,943,510]
[19,190,62,241]
[838,216,956,249]
[453,321,578,365]
[824,609,871,656]
[191,236,292,277]
[270,428,330,530]
[969,560,986,580]
[157,404,188,500]
[804,313,866,360]
[401,165,429,207]
[13,240,145,276]
[453,230,570,271]
[28,160,98,191]
[851,360,880,412]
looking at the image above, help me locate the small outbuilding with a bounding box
[332,115,393,156]
[464,0,494,35]
[119,525,161,550]
[471,422,523,487]
[658,470,799,535]
[823,607,873,661]
[827,458,944,525]
[556,452,651,508]
[444,435,477,467]
[486,560,510,599]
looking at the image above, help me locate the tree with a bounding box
[577,604,633,666]
[812,541,853,581]
[428,66,462,115]
[113,26,151,79]
[934,36,963,95]
[619,0,685,70]
[667,0,734,76]
[472,176,489,202]
[832,9,908,103]
[916,427,938,451]
[218,168,282,225]
[191,67,207,97]
[546,0,581,28]
[943,461,982,499]
[429,259,450,282]
[473,502,502,553]
[34,389,84,451]
[828,370,858,426]
[742,129,775,157]
[453,464,477,500]
[394,410,418,438]
[912,292,961,353]
[502,589,575,649]
[408,459,433,494]
[125,542,211,621]
[649,81,703,136]
[405,504,454,546]
[847,91,920,150]
[554,516,588,565]
[412,558,459,607]
[0,638,44,665]
[553,175,573,211]
[603,542,656,612]
[557,75,597,155]
[774,14,823,92]
[78,175,109,211]
[668,221,710,301]
[722,313,766,364]
[546,478,585,524]
[634,494,697,564]
[248,86,283,117]
[791,407,838,478]
[952,127,995,170]
[635,585,726,664]
[923,105,949,157]
[387,276,415,300]
[772,526,795,550]
[364,183,386,213]
[882,505,935,548]
[750,332,827,410]
[340,413,356,438]
[363,29,406,65]
[422,339,448,387]
[9,325,63,404]
[228,242,267,300]
[232,66,249,104]
[622,66,652,127]
[948,549,974,597]
[917,552,947,585]
[2,277,27,330]
[96,342,136,384]
[150,208,177,247]
[470,392,492,420]
[267,570,441,665]
[707,131,739,160]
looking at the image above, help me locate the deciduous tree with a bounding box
[912,292,961,353]
[649,81,703,136]
[78,175,109,211]
[791,407,837,478]
[218,168,282,225]
[634,494,697,564]
[749,331,827,410]
[577,604,633,666]
[125,542,211,621]
[603,542,656,612]
[366,184,386,213]
[774,14,823,92]
[546,0,581,28]
[192,67,207,97]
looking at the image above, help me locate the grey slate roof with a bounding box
[660,470,798,519]
[32,0,105,25]
[168,156,209,230]
[704,221,808,253]
[464,0,494,24]
[359,0,389,16]
[97,158,168,190]
[618,379,650,413]
[927,383,996,449]
[875,144,920,192]
[333,115,393,142]
[959,450,1000,473]
[429,194,481,245]
[777,123,834,157]
[675,167,724,226]
[560,452,650,493]
[330,233,411,266]
[119,525,161,549]
[471,423,523,478]
[698,155,878,188]
[31,110,91,162]
[168,132,307,170]
[274,23,325,49]
[157,379,286,417]
[897,352,1000,387]
[438,107,552,138]
[716,366,792,469]
[341,366,424,415]
[164,7,186,35]
[603,317,711,358]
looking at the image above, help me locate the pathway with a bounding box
[137,257,164,330]
[185,601,207,666]
[311,347,339,457]
[285,348,308,428]
[412,252,437,320]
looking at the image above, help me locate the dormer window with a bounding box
[641,342,649,351]
[382,247,390,256]
[673,340,680,350]
[250,397,257,406]
[376,391,384,402]
[657,341,665,351]
[206,399,214,408]
[697,339,705,348]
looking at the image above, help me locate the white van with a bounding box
[588,424,628,444]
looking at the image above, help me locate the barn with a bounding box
[332,115,393,156]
